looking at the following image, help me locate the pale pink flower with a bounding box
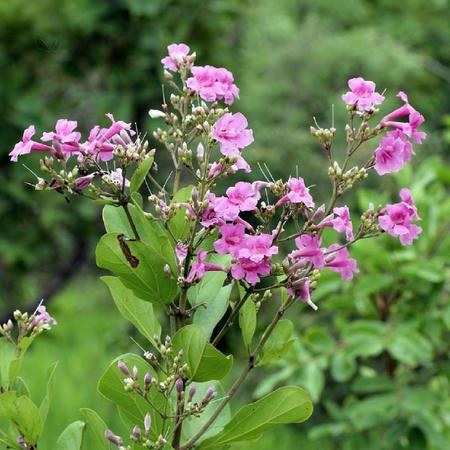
[237,233,278,263]
[211,113,254,157]
[331,206,354,241]
[41,119,81,155]
[175,242,188,266]
[378,188,422,245]
[28,305,57,330]
[161,43,190,72]
[187,66,239,105]
[186,250,224,283]
[380,91,427,144]
[290,234,325,269]
[288,278,318,310]
[214,223,246,255]
[276,178,314,208]
[325,245,359,280]
[230,257,271,285]
[9,125,51,162]
[225,181,261,212]
[374,131,413,175]
[342,77,385,111]
[106,168,130,188]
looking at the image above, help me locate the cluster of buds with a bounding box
[310,125,336,154]
[358,207,381,237]
[112,133,153,166]
[329,162,368,195]
[183,384,217,417]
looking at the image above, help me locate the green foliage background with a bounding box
[0,0,449,449]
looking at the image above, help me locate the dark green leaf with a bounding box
[130,156,154,193]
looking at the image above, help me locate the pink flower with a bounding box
[175,242,188,266]
[237,233,278,262]
[9,125,51,162]
[231,257,271,285]
[187,66,239,105]
[225,181,261,212]
[276,178,314,208]
[231,154,252,173]
[214,223,246,255]
[105,168,130,188]
[325,245,359,280]
[211,113,254,157]
[161,43,190,72]
[342,77,385,111]
[380,91,427,144]
[374,131,413,175]
[28,305,57,330]
[378,188,422,245]
[208,162,223,179]
[41,119,81,156]
[288,278,318,310]
[186,250,224,283]
[75,173,96,189]
[331,206,353,240]
[290,234,325,269]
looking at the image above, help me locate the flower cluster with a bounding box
[10,44,427,313]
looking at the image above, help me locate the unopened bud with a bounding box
[132,425,141,441]
[188,383,197,402]
[105,430,123,446]
[118,360,130,376]
[175,378,184,394]
[144,413,151,437]
[148,109,166,119]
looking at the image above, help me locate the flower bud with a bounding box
[118,360,130,376]
[188,383,197,402]
[132,425,141,441]
[148,109,166,119]
[175,378,184,395]
[144,413,151,437]
[105,430,123,446]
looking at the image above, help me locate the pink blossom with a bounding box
[331,206,354,240]
[325,245,359,280]
[9,125,51,162]
[211,113,254,157]
[75,173,96,189]
[380,91,427,144]
[224,181,261,213]
[237,233,278,263]
[290,234,325,269]
[208,162,223,179]
[374,131,413,175]
[231,154,252,173]
[105,168,130,188]
[230,257,271,285]
[187,66,239,105]
[342,77,385,111]
[28,305,57,330]
[214,223,246,255]
[288,279,318,310]
[378,188,422,245]
[175,242,188,266]
[161,43,190,72]
[276,178,315,208]
[41,119,81,156]
[186,250,224,283]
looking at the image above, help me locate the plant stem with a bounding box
[180,297,295,450]
[122,203,141,241]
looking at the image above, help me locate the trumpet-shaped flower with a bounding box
[212,113,254,157]
[276,178,314,208]
[374,131,413,175]
[325,245,359,280]
[161,43,190,72]
[342,77,385,111]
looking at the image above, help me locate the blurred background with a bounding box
[1,0,449,449]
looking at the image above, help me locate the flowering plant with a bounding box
[1,43,426,450]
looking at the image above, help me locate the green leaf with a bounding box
[39,362,58,425]
[172,325,207,379]
[56,421,85,450]
[259,320,295,366]
[387,327,433,367]
[303,327,336,354]
[102,276,161,345]
[197,386,313,449]
[96,232,178,305]
[239,298,257,348]
[341,321,385,357]
[194,344,233,382]
[12,377,30,397]
[0,391,43,444]
[169,185,193,240]
[182,382,231,443]
[130,155,154,193]
[0,338,16,388]
[97,354,164,440]
[331,352,356,382]
[80,408,109,450]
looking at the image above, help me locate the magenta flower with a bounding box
[331,206,354,241]
[342,77,385,111]
[380,91,427,144]
[9,125,51,162]
[28,305,57,330]
[187,66,239,105]
[214,223,246,255]
[290,234,325,269]
[288,278,318,310]
[378,188,422,245]
[225,181,261,212]
[211,113,254,157]
[325,245,359,280]
[186,250,224,283]
[231,257,271,285]
[237,233,278,263]
[175,242,188,266]
[75,173,96,189]
[374,131,413,175]
[276,178,315,208]
[41,119,81,156]
[161,43,190,72]
[231,154,252,173]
